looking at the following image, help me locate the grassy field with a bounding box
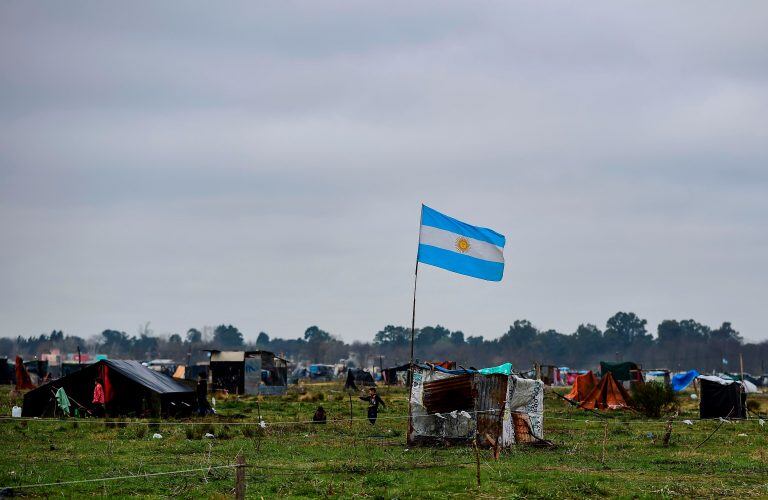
[0,383,766,498]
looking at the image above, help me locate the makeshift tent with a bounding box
[600,361,641,382]
[382,363,410,385]
[671,370,700,392]
[22,360,195,418]
[740,379,759,394]
[580,372,632,410]
[308,364,335,381]
[565,371,598,403]
[344,368,376,390]
[0,358,10,385]
[408,364,547,448]
[699,375,746,419]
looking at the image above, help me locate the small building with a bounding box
[22,359,196,418]
[408,364,546,448]
[204,350,288,395]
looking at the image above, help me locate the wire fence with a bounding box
[1,392,765,494]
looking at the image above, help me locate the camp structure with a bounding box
[382,363,411,385]
[204,350,288,395]
[564,370,598,403]
[343,368,376,390]
[643,369,671,386]
[535,364,564,386]
[579,372,632,410]
[408,364,547,448]
[698,375,747,419]
[308,364,335,381]
[22,359,196,418]
[600,361,642,385]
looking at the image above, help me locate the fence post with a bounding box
[474,434,481,487]
[235,453,245,500]
[662,418,673,447]
[348,394,353,426]
[601,421,608,465]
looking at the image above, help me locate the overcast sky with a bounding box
[1,1,767,343]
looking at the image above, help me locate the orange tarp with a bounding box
[565,370,598,403]
[579,372,632,410]
[172,365,186,379]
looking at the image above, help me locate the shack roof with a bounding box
[202,350,287,364]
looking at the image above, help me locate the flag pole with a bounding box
[407,206,422,444]
[409,261,419,376]
[409,205,423,388]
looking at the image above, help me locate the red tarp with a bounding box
[14,356,35,390]
[100,364,114,402]
[579,372,632,410]
[565,370,598,403]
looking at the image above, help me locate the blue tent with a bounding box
[671,370,699,392]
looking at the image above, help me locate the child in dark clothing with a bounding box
[359,387,385,425]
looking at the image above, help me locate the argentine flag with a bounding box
[417,205,506,281]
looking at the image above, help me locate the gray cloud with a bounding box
[1,1,767,342]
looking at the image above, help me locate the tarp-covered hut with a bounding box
[22,360,195,418]
[408,364,546,448]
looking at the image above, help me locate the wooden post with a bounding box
[601,421,608,465]
[662,418,673,447]
[234,453,245,500]
[474,434,481,487]
[348,394,353,427]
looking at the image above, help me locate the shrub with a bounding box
[630,381,678,418]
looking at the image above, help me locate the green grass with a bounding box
[0,383,766,498]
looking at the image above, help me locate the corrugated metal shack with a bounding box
[204,350,288,395]
[408,365,544,448]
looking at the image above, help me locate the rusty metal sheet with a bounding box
[422,373,473,414]
[473,374,507,448]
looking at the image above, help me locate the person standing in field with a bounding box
[92,377,105,417]
[359,387,385,425]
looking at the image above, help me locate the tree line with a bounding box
[3,312,767,373]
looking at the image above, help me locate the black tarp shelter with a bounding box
[699,375,747,419]
[22,359,195,418]
[600,361,642,382]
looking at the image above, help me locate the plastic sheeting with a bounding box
[671,370,699,391]
[478,362,513,376]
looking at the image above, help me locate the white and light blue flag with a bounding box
[417,205,506,281]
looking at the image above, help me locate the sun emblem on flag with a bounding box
[455,236,471,253]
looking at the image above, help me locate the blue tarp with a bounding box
[671,370,699,391]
